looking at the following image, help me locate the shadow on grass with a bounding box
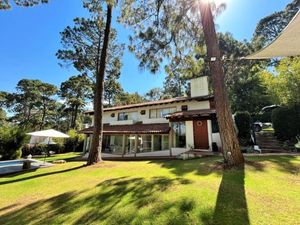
[150,155,299,176]
[0,165,85,185]
[200,165,250,225]
[0,176,195,225]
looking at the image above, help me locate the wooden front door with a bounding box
[193,120,209,149]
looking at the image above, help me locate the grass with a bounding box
[33,152,83,162]
[0,154,299,225]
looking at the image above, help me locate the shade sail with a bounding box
[245,10,300,59]
[27,129,69,138]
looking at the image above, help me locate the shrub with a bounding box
[234,111,252,145]
[272,105,300,140]
[63,129,85,152]
[0,126,26,160]
[21,144,64,157]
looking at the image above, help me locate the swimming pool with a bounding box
[0,159,52,175]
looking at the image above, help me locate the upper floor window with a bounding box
[118,111,138,121]
[149,107,177,119]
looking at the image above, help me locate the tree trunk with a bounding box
[199,1,244,166]
[87,4,112,165]
[40,102,46,130]
[72,104,79,129]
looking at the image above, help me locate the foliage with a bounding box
[218,33,271,115]
[59,74,93,129]
[0,126,26,160]
[272,105,300,140]
[260,57,300,106]
[144,88,163,101]
[1,79,57,130]
[0,0,48,10]
[56,2,124,107]
[0,108,7,126]
[63,129,85,152]
[21,144,64,157]
[114,91,145,106]
[253,0,300,45]
[234,111,252,145]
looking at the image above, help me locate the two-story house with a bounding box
[80,76,221,158]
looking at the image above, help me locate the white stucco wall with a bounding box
[191,76,209,97]
[99,100,211,126]
[212,133,222,149]
[185,121,194,148]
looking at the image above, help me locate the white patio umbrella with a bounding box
[27,129,70,162]
[27,129,70,138]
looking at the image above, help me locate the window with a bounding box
[150,109,157,118]
[162,135,169,150]
[138,135,152,152]
[181,105,188,111]
[118,111,138,121]
[149,107,177,119]
[212,118,219,133]
[110,135,123,154]
[153,135,162,151]
[172,122,186,148]
[118,112,128,121]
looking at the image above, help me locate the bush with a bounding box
[272,105,300,140]
[63,129,85,152]
[234,111,252,145]
[0,126,26,160]
[21,144,64,157]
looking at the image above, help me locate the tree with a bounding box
[59,74,93,129]
[115,91,145,106]
[260,57,300,106]
[0,0,48,10]
[198,1,244,166]
[1,79,57,129]
[56,0,123,165]
[37,83,57,130]
[218,33,270,114]
[145,88,163,101]
[253,0,300,45]
[0,109,7,126]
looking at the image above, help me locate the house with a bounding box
[80,76,221,158]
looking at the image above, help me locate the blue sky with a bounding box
[0,0,291,95]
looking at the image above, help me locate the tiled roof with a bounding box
[79,123,171,134]
[84,95,214,114]
[165,109,216,120]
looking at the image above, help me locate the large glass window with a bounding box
[153,135,162,151]
[162,135,169,150]
[137,135,152,153]
[149,107,176,119]
[172,122,186,148]
[125,135,136,154]
[110,135,123,154]
[102,135,111,153]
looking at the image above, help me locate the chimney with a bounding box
[190,76,209,97]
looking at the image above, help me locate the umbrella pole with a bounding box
[44,137,50,164]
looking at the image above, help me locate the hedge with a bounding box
[234,111,252,145]
[272,105,300,140]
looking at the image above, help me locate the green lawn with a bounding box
[0,154,299,225]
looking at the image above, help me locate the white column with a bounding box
[207,120,213,151]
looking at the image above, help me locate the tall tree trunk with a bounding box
[199,1,244,166]
[40,102,46,130]
[87,4,112,165]
[72,104,79,129]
